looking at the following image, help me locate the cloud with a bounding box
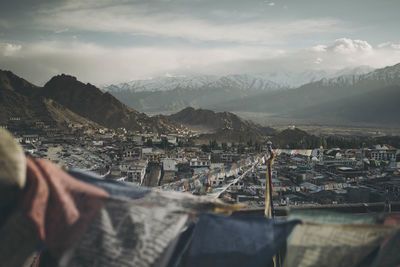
[378,42,400,50]
[314,57,323,64]
[301,38,400,69]
[54,28,69,34]
[0,19,9,29]
[308,38,400,68]
[205,38,400,74]
[1,37,400,86]
[329,38,373,54]
[1,1,400,87]
[32,1,341,45]
[0,40,276,85]
[0,43,22,56]
[311,45,327,52]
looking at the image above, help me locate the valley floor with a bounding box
[234,111,400,137]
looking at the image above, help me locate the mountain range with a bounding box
[102,74,286,113]
[102,64,399,127]
[216,63,400,126]
[0,71,183,134]
[101,66,375,114]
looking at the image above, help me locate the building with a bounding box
[221,153,241,163]
[369,149,397,161]
[167,135,178,146]
[190,156,211,168]
[22,134,39,144]
[128,164,147,185]
[121,160,148,185]
[162,158,178,172]
[123,147,141,160]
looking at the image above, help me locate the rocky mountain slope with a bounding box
[166,107,276,142]
[0,70,183,133]
[0,71,100,129]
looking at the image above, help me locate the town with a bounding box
[7,119,400,210]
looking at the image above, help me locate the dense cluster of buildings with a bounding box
[223,146,400,208]
[8,122,400,208]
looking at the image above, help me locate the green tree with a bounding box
[146,138,153,147]
[221,142,228,151]
[296,175,303,185]
[209,139,219,150]
[201,144,211,152]
[247,139,253,147]
[161,137,169,150]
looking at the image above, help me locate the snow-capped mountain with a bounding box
[100,64,391,114]
[361,63,400,82]
[211,74,282,91]
[320,64,399,87]
[104,75,218,93]
[103,66,375,93]
[213,62,400,127]
[103,74,283,93]
[329,65,374,77]
[258,66,375,88]
[258,69,330,88]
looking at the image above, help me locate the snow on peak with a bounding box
[103,74,282,93]
[102,65,381,93]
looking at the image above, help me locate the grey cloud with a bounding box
[0,0,400,84]
[1,38,400,86]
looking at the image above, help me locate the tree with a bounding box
[161,137,169,150]
[201,144,210,152]
[255,142,261,152]
[221,142,228,151]
[247,139,253,147]
[238,144,245,154]
[296,175,303,185]
[209,139,219,150]
[146,138,153,147]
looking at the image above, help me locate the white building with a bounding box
[142,147,153,154]
[93,140,103,146]
[131,136,144,145]
[162,158,178,172]
[370,149,396,161]
[190,157,211,168]
[120,160,148,185]
[22,134,39,143]
[167,135,178,146]
[129,165,147,185]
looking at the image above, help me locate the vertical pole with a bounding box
[265,141,278,267]
[264,141,275,217]
[264,156,272,217]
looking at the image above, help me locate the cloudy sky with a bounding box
[1,0,400,85]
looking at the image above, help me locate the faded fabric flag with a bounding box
[1,159,244,267]
[284,223,397,267]
[68,168,151,199]
[181,213,299,267]
[288,209,383,225]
